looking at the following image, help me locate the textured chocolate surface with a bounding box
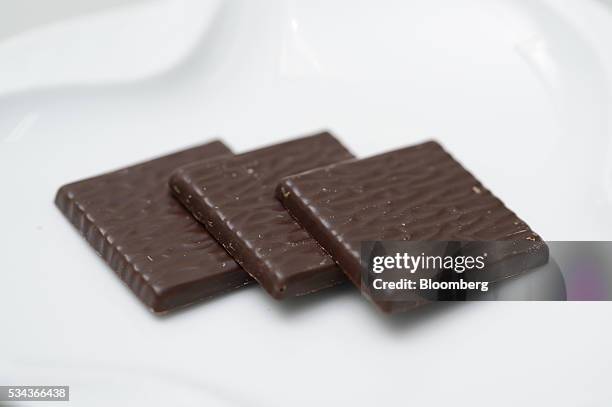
[276,141,548,312]
[55,141,251,313]
[170,132,354,298]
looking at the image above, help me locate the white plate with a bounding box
[1,0,612,405]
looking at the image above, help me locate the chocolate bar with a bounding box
[170,132,354,298]
[276,141,548,312]
[55,141,252,313]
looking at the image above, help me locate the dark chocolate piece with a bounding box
[170,132,354,298]
[55,141,252,313]
[276,141,548,312]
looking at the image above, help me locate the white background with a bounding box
[1,0,611,405]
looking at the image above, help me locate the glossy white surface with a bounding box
[1,0,611,405]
